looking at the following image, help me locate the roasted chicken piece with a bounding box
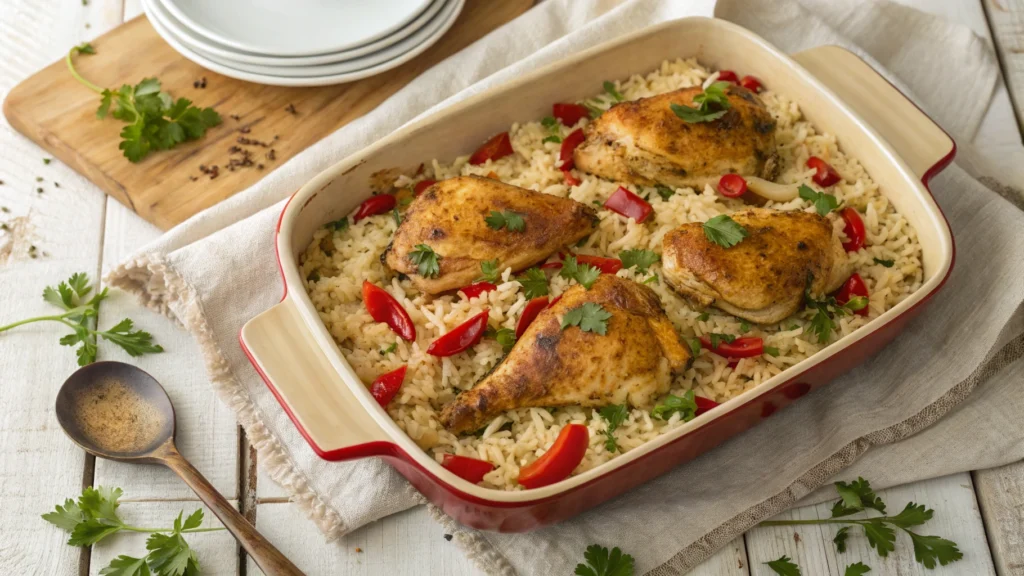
[384,176,597,294]
[661,208,853,324]
[439,275,691,435]
[573,84,779,189]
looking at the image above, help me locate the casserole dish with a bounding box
[240,17,955,532]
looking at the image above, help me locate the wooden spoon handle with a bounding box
[163,449,305,576]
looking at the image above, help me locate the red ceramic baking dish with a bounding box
[241,16,955,532]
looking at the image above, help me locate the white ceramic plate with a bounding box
[160,0,432,57]
[145,0,463,86]
[150,0,447,67]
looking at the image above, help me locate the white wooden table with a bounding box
[1,1,1022,574]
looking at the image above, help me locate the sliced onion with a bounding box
[702,71,721,90]
[745,177,800,202]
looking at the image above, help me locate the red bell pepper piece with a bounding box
[559,129,586,171]
[574,254,623,274]
[362,281,416,341]
[700,336,764,359]
[694,396,719,416]
[414,179,437,195]
[460,282,496,300]
[563,169,582,187]
[469,132,514,165]
[427,310,490,357]
[353,194,397,222]
[835,273,870,316]
[517,423,589,489]
[553,102,591,126]
[370,365,407,406]
[539,261,564,270]
[515,297,549,338]
[442,453,495,484]
[717,174,747,198]
[716,70,739,84]
[740,75,763,92]
[806,156,842,187]
[604,186,653,223]
[839,207,866,252]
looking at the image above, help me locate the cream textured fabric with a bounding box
[105,0,1024,574]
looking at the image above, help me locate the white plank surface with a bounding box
[984,0,1024,137]
[974,462,1024,576]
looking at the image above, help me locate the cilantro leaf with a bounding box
[575,544,634,576]
[69,518,123,547]
[42,499,85,532]
[703,215,748,248]
[708,333,736,349]
[764,555,801,575]
[873,258,895,267]
[559,256,602,289]
[655,185,675,200]
[486,326,517,354]
[835,477,886,515]
[887,502,932,528]
[146,530,195,576]
[409,244,441,278]
[100,319,164,357]
[863,519,896,557]
[763,345,780,357]
[561,302,612,335]
[844,296,869,312]
[697,312,710,321]
[844,562,871,576]
[542,135,562,144]
[651,390,698,421]
[688,338,702,358]
[618,249,660,273]
[671,82,732,123]
[798,184,840,216]
[598,404,628,452]
[478,259,501,283]
[100,555,151,576]
[603,81,624,102]
[516,267,549,299]
[671,105,728,123]
[834,526,850,552]
[484,210,526,232]
[906,530,963,568]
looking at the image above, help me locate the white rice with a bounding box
[299,58,923,490]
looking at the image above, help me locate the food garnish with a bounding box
[442,454,494,484]
[561,303,612,335]
[715,70,739,84]
[478,259,502,283]
[572,254,624,275]
[325,217,349,231]
[703,214,747,248]
[618,249,659,273]
[763,345,781,356]
[740,75,764,93]
[840,207,867,252]
[362,281,416,341]
[0,273,163,366]
[759,477,963,569]
[604,187,653,223]
[409,244,442,278]
[835,274,870,317]
[414,179,437,195]
[516,297,550,338]
[67,43,221,163]
[798,184,840,216]
[518,423,589,488]
[670,81,732,123]
[427,310,490,357]
[807,156,842,187]
[43,486,222,575]
[559,256,602,289]
[380,343,397,355]
[553,103,591,127]
[354,194,397,222]
[873,257,895,268]
[651,390,698,421]
[701,335,764,358]
[717,174,748,198]
[764,555,801,576]
[370,366,407,406]
[598,404,628,452]
[844,563,871,576]
[469,132,514,165]
[488,326,517,353]
[560,128,586,171]
[574,544,635,576]
[516,267,549,299]
[804,273,867,344]
[485,210,526,232]
[655,185,675,200]
[603,81,624,102]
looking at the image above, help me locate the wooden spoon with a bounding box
[55,361,304,576]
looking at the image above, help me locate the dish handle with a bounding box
[241,297,393,460]
[792,45,955,182]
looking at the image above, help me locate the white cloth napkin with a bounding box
[107,0,1024,574]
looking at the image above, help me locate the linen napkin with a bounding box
[105,0,1024,574]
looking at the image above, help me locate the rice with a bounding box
[299,58,923,490]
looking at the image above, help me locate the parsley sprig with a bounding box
[575,544,635,576]
[799,184,840,216]
[541,116,563,143]
[598,404,628,452]
[561,302,612,335]
[67,44,221,163]
[618,249,660,273]
[485,210,526,232]
[671,81,732,123]
[759,477,963,569]
[603,81,625,102]
[485,326,517,354]
[703,214,748,248]
[43,486,223,576]
[516,267,549,299]
[804,273,868,344]
[764,555,801,575]
[559,256,601,289]
[0,273,163,365]
[409,244,441,278]
[478,259,502,283]
[651,390,698,421]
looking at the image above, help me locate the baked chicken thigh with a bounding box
[439,275,691,435]
[573,84,779,189]
[384,176,597,294]
[661,208,853,324]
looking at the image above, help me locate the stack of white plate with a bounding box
[143,0,464,87]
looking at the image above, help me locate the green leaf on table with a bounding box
[764,555,801,575]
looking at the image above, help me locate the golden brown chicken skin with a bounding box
[383,176,598,294]
[439,275,691,435]
[661,208,853,324]
[573,84,779,189]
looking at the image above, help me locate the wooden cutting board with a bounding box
[2,0,532,230]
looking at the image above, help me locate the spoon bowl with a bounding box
[56,361,303,576]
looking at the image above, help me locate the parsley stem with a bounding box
[121,526,226,534]
[65,48,104,94]
[0,310,87,333]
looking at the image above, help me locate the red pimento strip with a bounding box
[695,395,720,416]
[414,179,437,195]
[563,170,581,187]
[427,310,490,357]
[717,174,747,198]
[517,424,589,489]
[839,207,866,252]
[574,254,623,274]
[540,261,564,270]
[835,273,870,317]
[442,453,495,484]
[469,132,514,165]
[362,281,416,341]
[559,129,586,171]
[700,336,764,359]
[515,297,549,338]
[740,75,763,92]
[461,282,496,300]
[716,70,739,84]
[604,186,653,223]
[553,103,591,126]
[806,156,842,187]
[353,194,397,222]
[370,365,407,406]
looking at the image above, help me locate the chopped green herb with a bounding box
[598,404,628,453]
[764,555,801,576]
[409,244,441,278]
[642,274,659,285]
[392,208,401,226]
[763,346,780,356]
[485,210,526,232]
[845,296,869,312]
[844,562,871,576]
[516,267,549,299]
[584,102,604,119]
[541,116,558,128]
[697,312,710,322]
[492,327,516,354]
[306,271,320,283]
[618,249,660,273]
[873,258,895,268]
[574,544,634,576]
[559,256,601,289]
[739,321,751,333]
[670,81,732,123]
[603,81,624,102]
[561,302,612,335]
[688,338,702,358]
[655,185,675,201]
[708,333,736,349]
[542,135,562,144]
[804,272,866,344]
[798,184,840,216]
[325,217,349,231]
[703,214,748,248]
[652,390,698,421]
[380,343,397,355]
[478,259,501,283]
[43,158,52,165]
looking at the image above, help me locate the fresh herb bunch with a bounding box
[0,273,163,365]
[67,43,221,163]
[804,273,868,344]
[759,477,962,569]
[671,81,732,123]
[575,544,635,576]
[598,404,628,453]
[43,486,223,576]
